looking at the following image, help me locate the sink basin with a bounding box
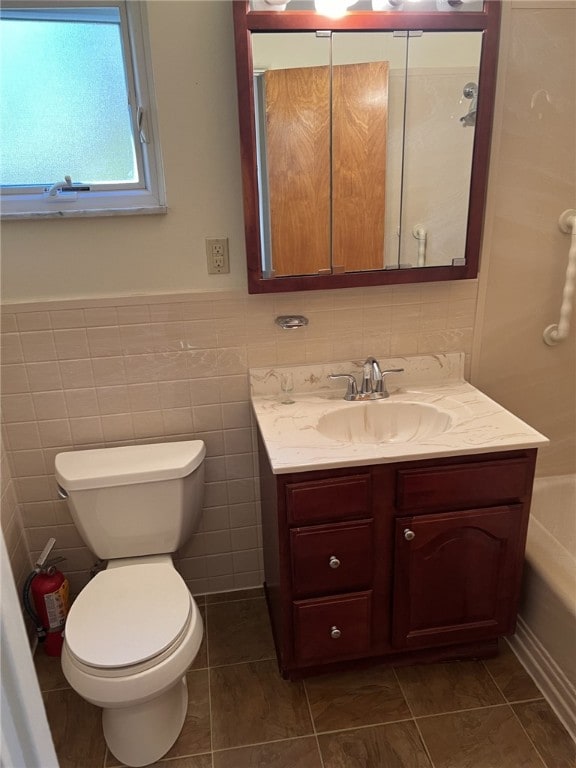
[316,401,453,444]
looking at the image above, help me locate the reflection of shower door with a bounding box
[264,66,331,277]
[264,62,388,277]
[333,62,388,272]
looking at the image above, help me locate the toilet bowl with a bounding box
[55,441,206,767]
[61,556,203,766]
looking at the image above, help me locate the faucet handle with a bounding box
[328,374,358,401]
[380,368,404,398]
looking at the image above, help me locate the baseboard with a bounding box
[508,615,576,743]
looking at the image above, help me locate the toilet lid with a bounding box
[65,563,192,668]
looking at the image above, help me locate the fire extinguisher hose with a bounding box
[22,571,46,641]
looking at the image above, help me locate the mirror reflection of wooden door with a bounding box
[264,66,330,277]
[264,61,388,277]
[333,62,388,272]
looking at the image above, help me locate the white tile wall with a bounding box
[1,282,478,596]
[0,435,34,640]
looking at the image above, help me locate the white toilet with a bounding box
[54,440,206,768]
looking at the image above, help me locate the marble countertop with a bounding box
[250,354,549,475]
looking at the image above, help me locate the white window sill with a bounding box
[1,189,167,220]
[1,205,168,220]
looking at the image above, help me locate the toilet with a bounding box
[54,440,206,768]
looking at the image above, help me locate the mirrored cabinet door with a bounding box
[252,33,331,277]
[331,32,406,273]
[399,32,482,269]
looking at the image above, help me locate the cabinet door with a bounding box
[392,506,524,649]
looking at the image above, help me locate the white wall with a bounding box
[0,438,33,609]
[473,1,576,477]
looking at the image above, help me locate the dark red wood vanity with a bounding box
[258,437,537,679]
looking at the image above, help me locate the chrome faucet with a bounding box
[361,356,383,396]
[328,357,404,401]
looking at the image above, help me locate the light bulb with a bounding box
[314,0,355,18]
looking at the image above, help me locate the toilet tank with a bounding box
[55,441,205,560]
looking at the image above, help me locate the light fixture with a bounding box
[314,0,358,18]
[252,0,469,11]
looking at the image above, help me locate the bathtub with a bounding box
[509,474,576,741]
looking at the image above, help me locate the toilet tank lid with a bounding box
[55,440,205,491]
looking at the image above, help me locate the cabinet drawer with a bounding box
[396,458,532,513]
[290,520,373,598]
[293,591,372,664]
[286,474,371,525]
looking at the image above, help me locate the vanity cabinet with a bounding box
[258,437,537,679]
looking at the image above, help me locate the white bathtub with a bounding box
[509,474,576,741]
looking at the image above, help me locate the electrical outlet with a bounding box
[206,237,230,274]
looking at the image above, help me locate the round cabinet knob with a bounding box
[404,528,416,541]
[329,555,341,569]
[330,626,341,639]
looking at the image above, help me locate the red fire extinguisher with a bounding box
[23,538,70,656]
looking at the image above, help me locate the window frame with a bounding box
[0,0,166,219]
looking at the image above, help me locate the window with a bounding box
[0,1,166,219]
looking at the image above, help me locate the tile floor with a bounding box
[36,588,576,768]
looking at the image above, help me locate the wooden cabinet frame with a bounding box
[233,0,501,293]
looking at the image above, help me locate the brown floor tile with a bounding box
[483,641,543,703]
[162,669,212,760]
[34,650,70,691]
[44,688,106,768]
[418,704,544,768]
[305,665,411,732]
[213,736,323,768]
[156,756,212,768]
[206,586,264,604]
[318,721,432,768]
[210,659,313,750]
[189,605,208,671]
[394,659,504,717]
[207,598,275,666]
[513,699,576,768]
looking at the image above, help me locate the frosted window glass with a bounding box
[0,11,138,187]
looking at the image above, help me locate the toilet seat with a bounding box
[66,610,193,678]
[65,561,192,671]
